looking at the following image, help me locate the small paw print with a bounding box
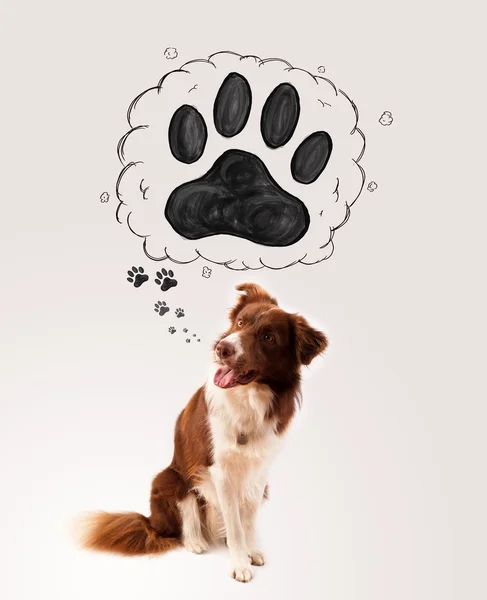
[175,308,185,318]
[127,266,149,288]
[202,266,212,278]
[186,338,191,343]
[155,268,178,292]
[183,328,188,333]
[168,326,176,334]
[154,301,170,316]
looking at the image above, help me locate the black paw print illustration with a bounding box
[175,308,185,318]
[154,301,170,316]
[155,268,178,292]
[168,326,176,334]
[127,266,149,288]
[164,75,333,246]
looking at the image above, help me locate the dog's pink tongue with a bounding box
[214,366,237,389]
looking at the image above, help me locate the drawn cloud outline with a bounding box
[115,50,366,270]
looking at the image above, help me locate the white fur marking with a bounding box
[221,332,244,359]
[194,374,282,579]
[178,494,209,554]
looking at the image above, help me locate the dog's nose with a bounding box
[216,340,235,360]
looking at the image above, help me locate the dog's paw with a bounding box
[230,556,253,582]
[184,539,209,554]
[249,549,265,566]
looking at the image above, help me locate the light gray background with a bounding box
[1,1,485,599]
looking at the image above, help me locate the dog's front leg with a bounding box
[241,500,265,567]
[210,465,252,583]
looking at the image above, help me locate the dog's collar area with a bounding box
[237,432,249,445]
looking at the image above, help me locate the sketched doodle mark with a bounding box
[367,181,378,192]
[317,66,326,73]
[164,47,178,60]
[100,192,110,203]
[154,300,170,316]
[127,266,149,288]
[202,266,212,278]
[175,308,185,318]
[168,326,176,334]
[155,268,178,291]
[116,51,366,269]
[379,111,393,126]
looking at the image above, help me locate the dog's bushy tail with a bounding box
[79,511,181,556]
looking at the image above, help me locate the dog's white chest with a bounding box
[196,381,281,519]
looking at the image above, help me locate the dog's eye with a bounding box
[263,333,274,342]
[238,320,243,327]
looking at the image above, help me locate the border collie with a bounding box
[81,283,327,582]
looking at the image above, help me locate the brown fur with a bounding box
[80,283,327,556]
[81,512,181,555]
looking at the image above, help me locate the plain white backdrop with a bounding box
[1,1,486,599]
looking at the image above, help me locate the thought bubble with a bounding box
[379,111,393,126]
[116,51,366,269]
[164,47,178,60]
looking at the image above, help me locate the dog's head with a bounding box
[213,283,328,389]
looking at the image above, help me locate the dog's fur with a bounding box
[81,283,327,582]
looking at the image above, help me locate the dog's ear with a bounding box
[229,283,278,321]
[293,315,328,366]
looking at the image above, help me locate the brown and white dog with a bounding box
[81,283,327,582]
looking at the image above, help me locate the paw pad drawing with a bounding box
[155,268,178,291]
[168,326,176,334]
[175,308,185,318]
[154,301,170,316]
[127,266,149,288]
[164,78,332,248]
